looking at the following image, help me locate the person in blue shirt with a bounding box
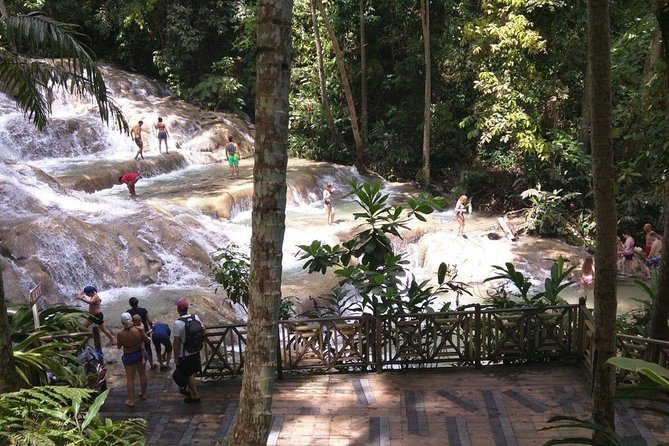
[151,318,173,371]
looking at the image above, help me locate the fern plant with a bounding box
[0,386,146,445]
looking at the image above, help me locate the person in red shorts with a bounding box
[119,172,141,196]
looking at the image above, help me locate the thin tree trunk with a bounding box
[0,266,22,394]
[359,0,368,147]
[310,0,346,152]
[579,58,591,153]
[315,0,366,171]
[588,0,617,443]
[229,0,292,443]
[420,0,431,187]
[648,2,669,356]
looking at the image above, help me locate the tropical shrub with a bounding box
[483,256,575,308]
[298,180,470,315]
[0,386,146,445]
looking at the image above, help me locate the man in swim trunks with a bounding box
[77,285,115,346]
[620,231,636,276]
[119,172,141,197]
[132,121,144,160]
[644,232,663,279]
[155,117,169,153]
[225,136,239,178]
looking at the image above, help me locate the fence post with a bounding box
[276,322,283,380]
[375,315,382,373]
[474,304,482,370]
[577,297,586,358]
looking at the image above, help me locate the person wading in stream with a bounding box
[224,136,239,178]
[455,195,468,236]
[131,121,144,160]
[323,183,335,225]
[77,285,115,346]
[155,117,169,154]
[119,172,141,197]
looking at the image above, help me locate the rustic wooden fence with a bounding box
[200,303,583,378]
[579,301,669,383]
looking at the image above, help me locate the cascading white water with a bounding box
[0,66,647,326]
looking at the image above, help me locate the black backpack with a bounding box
[180,315,204,354]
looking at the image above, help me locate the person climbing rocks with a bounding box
[76,285,115,346]
[119,172,141,197]
[131,121,144,160]
[224,136,239,178]
[155,117,169,154]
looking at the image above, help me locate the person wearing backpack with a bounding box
[173,298,204,403]
[224,135,239,178]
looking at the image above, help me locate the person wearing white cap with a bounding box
[116,312,150,408]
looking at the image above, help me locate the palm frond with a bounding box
[0,12,127,132]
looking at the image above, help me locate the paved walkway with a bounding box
[100,364,669,445]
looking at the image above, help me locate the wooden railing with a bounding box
[576,298,669,384]
[200,304,583,378]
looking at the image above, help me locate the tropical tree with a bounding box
[420,0,431,186]
[310,0,345,152]
[587,0,619,442]
[314,0,365,171]
[228,0,293,443]
[0,2,126,394]
[647,1,669,356]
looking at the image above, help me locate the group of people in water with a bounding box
[131,117,170,160]
[118,130,241,196]
[578,222,664,297]
[77,287,203,409]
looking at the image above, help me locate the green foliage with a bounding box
[616,271,658,336]
[211,245,296,319]
[298,180,468,315]
[521,184,582,238]
[211,245,250,311]
[484,256,574,308]
[0,386,147,445]
[7,304,90,386]
[187,57,245,112]
[0,11,127,131]
[541,356,669,445]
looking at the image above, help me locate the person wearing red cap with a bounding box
[172,298,204,403]
[119,172,141,197]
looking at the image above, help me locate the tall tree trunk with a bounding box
[579,58,591,153]
[315,0,366,172]
[588,0,617,443]
[229,0,292,443]
[0,0,22,394]
[359,0,368,148]
[0,268,22,393]
[310,0,346,152]
[648,2,669,356]
[420,0,431,187]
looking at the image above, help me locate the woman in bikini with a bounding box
[579,254,595,299]
[323,183,334,225]
[454,195,468,236]
[117,312,150,408]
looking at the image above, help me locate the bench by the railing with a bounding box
[201,303,583,378]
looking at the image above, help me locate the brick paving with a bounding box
[100,363,669,445]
